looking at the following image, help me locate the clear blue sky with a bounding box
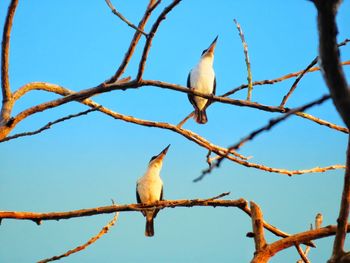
[1,1,349,262]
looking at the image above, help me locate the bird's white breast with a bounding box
[137,167,163,203]
[190,57,215,110]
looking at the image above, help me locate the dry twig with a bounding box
[0,107,100,143]
[38,212,119,263]
[234,19,253,101]
[105,0,148,36]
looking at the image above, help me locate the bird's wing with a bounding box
[213,76,216,95]
[160,185,164,201]
[187,71,197,109]
[153,185,163,219]
[203,76,216,110]
[136,184,142,204]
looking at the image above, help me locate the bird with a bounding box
[136,144,170,237]
[187,36,218,124]
[315,213,323,229]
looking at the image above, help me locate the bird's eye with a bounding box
[201,49,208,56]
[149,156,157,163]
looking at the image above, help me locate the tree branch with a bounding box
[38,212,119,263]
[197,94,345,180]
[234,19,253,101]
[250,201,267,251]
[295,244,311,263]
[0,107,100,143]
[280,57,318,108]
[0,194,313,247]
[136,0,181,81]
[105,0,148,36]
[106,0,161,83]
[1,0,18,123]
[311,0,350,261]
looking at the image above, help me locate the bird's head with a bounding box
[148,144,170,169]
[201,35,218,58]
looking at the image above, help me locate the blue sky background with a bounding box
[1,0,350,262]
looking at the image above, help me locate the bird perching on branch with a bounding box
[187,36,218,124]
[136,145,170,237]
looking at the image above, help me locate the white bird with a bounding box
[136,145,170,237]
[187,36,218,124]
[315,213,323,229]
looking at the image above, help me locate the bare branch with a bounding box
[38,212,119,263]
[1,0,18,123]
[0,107,100,143]
[0,196,247,222]
[234,19,253,101]
[311,0,350,261]
[280,39,349,108]
[280,57,318,107]
[230,94,330,151]
[136,0,181,81]
[252,225,350,263]
[105,0,148,36]
[250,201,267,251]
[295,244,311,263]
[197,94,345,180]
[106,0,161,83]
[0,195,313,247]
[1,0,18,102]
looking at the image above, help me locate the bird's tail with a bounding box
[194,109,208,124]
[145,217,154,237]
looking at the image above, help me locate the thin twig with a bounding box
[197,94,344,180]
[220,38,350,98]
[0,107,100,143]
[280,57,318,107]
[280,39,350,108]
[295,244,311,263]
[234,19,253,101]
[105,0,148,36]
[231,94,330,151]
[177,111,194,128]
[106,0,161,83]
[38,212,119,263]
[136,0,182,81]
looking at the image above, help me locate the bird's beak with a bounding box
[207,35,218,54]
[155,144,171,162]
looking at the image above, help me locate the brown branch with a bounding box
[38,212,119,263]
[2,82,346,179]
[280,57,318,107]
[234,19,253,101]
[136,0,181,81]
[295,244,311,263]
[105,0,148,36]
[230,94,330,151]
[221,59,350,98]
[5,78,347,142]
[250,201,267,251]
[0,107,100,143]
[0,194,313,247]
[280,39,350,108]
[252,225,350,263]
[1,0,18,123]
[311,0,350,262]
[197,94,345,180]
[0,196,247,222]
[106,0,161,83]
